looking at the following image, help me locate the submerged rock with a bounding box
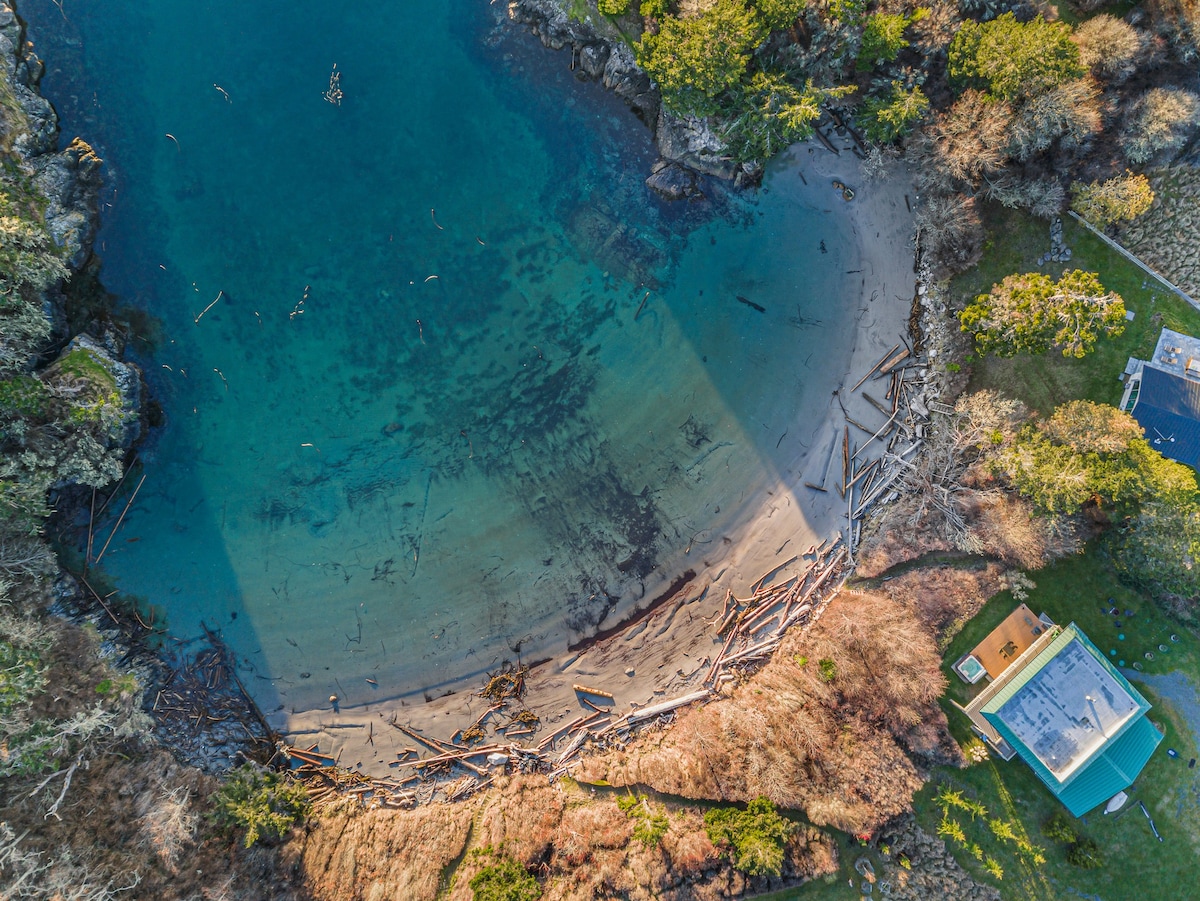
[646,160,701,201]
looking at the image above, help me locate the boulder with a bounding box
[655,108,737,180]
[578,42,609,79]
[645,160,700,201]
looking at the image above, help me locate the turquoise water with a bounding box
[24,0,855,715]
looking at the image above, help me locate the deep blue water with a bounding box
[23,0,855,715]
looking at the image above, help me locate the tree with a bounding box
[858,82,929,143]
[721,72,853,162]
[1071,172,1155,228]
[914,193,984,274]
[1113,499,1200,600]
[857,12,917,71]
[948,13,1084,102]
[470,856,542,901]
[635,2,765,116]
[960,270,1126,359]
[598,0,631,14]
[1072,15,1143,84]
[1005,77,1101,162]
[704,797,795,876]
[209,765,310,847]
[1121,87,1200,165]
[999,401,1198,514]
[917,90,1013,189]
[755,0,807,31]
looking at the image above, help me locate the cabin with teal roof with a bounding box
[957,619,1162,816]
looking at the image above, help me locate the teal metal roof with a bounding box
[979,623,1160,816]
[1056,716,1163,816]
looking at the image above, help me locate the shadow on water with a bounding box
[21,0,864,721]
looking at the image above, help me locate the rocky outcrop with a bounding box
[874,815,1002,901]
[654,107,737,181]
[0,3,102,268]
[506,0,733,196]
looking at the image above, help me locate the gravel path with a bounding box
[1126,669,1200,747]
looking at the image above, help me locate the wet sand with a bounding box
[277,138,917,774]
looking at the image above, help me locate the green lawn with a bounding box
[929,551,1200,901]
[954,204,1200,414]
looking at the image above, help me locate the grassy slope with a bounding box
[956,204,1200,414]
[930,553,1200,901]
[904,203,1200,900]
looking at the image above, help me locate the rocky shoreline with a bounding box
[0,0,275,774]
[504,0,751,197]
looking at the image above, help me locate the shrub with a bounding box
[817,657,837,682]
[1072,15,1142,84]
[948,13,1084,102]
[1113,499,1200,600]
[1042,811,1078,844]
[1071,172,1155,228]
[857,12,914,70]
[598,0,630,14]
[1066,836,1104,869]
[209,764,310,847]
[704,797,794,876]
[469,856,542,901]
[1121,87,1200,165]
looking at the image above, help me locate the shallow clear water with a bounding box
[24,0,854,714]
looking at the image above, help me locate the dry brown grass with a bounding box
[296,798,476,901]
[578,590,956,835]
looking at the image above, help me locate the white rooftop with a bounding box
[994,638,1140,781]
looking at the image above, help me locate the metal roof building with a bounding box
[1122,327,1200,469]
[961,621,1162,816]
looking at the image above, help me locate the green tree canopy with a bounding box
[999,401,1198,514]
[721,71,853,161]
[704,797,795,876]
[1071,171,1155,228]
[1113,499,1200,601]
[858,82,929,143]
[755,0,807,31]
[948,13,1084,102]
[470,856,542,901]
[959,269,1126,359]
[209,765,310,848]
[857,12,914,71]
[635,1,765,116]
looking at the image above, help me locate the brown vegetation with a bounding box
[577,590,957,836]
[287,774,835,901]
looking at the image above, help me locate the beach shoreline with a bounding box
[276,135,919,775]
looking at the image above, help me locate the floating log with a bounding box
[803,481,828,493]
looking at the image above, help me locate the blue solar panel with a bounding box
[1131,367,1200,470]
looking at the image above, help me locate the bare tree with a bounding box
[1122,87,1200,164]
[1072,15,1146,84]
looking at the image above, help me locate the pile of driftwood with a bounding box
[805,335,932,561]
[150,624,275,769]
[277,743,420,809]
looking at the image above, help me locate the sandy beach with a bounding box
[276,136,917,775]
